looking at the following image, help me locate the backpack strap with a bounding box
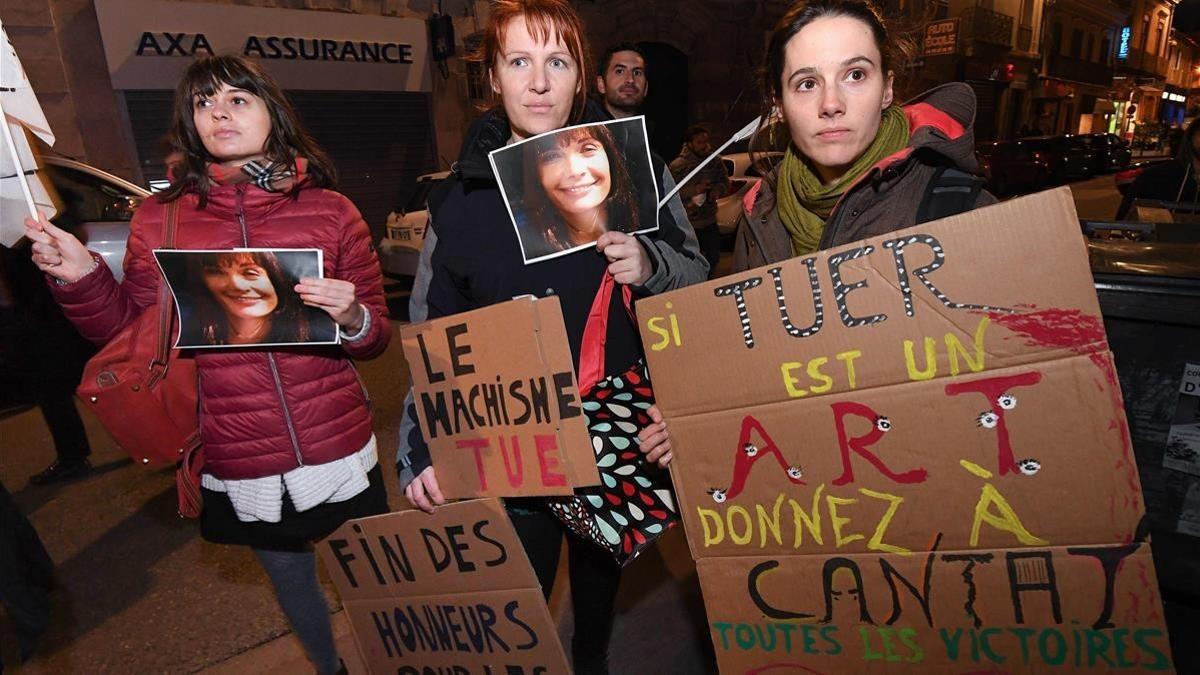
[915,166,985,224]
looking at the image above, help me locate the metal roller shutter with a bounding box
[123,90,438,242]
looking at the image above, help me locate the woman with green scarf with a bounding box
[733,0,996,269]
[637,0,995,468]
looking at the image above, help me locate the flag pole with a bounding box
[657,115,763,210]
[0,95,40,220]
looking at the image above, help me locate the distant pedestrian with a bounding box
[669,123,730,278]
[25,55,391,675]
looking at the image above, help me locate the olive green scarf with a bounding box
[776,105,910,256]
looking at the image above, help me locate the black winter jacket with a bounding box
[397,109,708,487]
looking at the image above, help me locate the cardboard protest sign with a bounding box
[401,296,599,498]
[154,248,339,348]
[490,117,660,264]
[317,499,570,674]
[636,188,1174,672]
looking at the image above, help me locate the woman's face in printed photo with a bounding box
[202,256,279,321]
[537,132,612,219]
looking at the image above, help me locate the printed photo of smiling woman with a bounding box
[491,116,660,263]
[154,248,338,348]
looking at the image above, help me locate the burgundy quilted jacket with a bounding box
[51,182,391,479]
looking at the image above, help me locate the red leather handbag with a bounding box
[76,200,203,517]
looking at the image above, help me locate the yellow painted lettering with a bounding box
[903,337,937,381]
[647,317,671,352]
[669,312,682,347]
[858,487,911,555]
[728,506,753,545]
[827,494,865,547]
[698,507,724,547]
[781,362,808,398]
[837,350,863,390]
[788,484,825,548]
[756,493,785,548]
[970,483,1048,547]
[946,316,991,375]
[807,357,833,394]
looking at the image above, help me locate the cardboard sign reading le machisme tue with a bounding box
[317,499,569,674]
[400,296,600,498]
[636,188,1174,673]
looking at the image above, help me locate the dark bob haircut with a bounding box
[186,250,310,346]
[519,123,640,251]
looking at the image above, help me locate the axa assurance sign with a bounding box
[93,0,430,92]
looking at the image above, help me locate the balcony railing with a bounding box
[1047,53,1114,87]
[962,6,1014,49]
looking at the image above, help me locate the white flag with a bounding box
[1,19,58,245]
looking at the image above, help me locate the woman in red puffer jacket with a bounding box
[24,56,389,675]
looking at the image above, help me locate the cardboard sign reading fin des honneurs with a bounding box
[636,188,1174,673]
[317,499,570,673]
[400,296,599,498]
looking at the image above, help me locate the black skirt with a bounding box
[200,464,389,552]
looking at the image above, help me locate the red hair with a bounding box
[471,0,592,125]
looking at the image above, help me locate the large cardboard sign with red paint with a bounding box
[636,188,1174,673]
[317,499,570,674]
[400,296,600,498]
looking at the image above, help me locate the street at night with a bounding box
[0,174,1185,673]
[4,0,1200,673]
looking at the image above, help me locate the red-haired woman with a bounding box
[25,56,390,675]
[395,1,707,671]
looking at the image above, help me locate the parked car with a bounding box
[715,152,783,235]
[1068,133,1132,174]
[1021,135,1093,183]
[378,171,449,277]
[1115,158,1175,196]
[976,140,1048,196]
[2,156,146,419]
[39,155,150,283]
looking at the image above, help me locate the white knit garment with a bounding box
[202,436,378,523]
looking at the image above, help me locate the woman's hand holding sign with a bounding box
[295,277,364,333]
[597,231,651,286]
[24,214,94,283]
[405,466,446,514]
[637,404,674,468]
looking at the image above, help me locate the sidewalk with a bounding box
[195,527,714,674]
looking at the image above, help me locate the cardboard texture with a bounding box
[635,188,1174,673]
[401,296,599,498]
[317,500,570,674]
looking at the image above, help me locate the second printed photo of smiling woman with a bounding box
[491,116,660,263]
[154,248,339,348]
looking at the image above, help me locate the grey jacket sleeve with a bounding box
[634,166,710,295]
[395,223,437,491]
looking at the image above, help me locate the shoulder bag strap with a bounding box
[577,270,634,396]
[150,200,181,375]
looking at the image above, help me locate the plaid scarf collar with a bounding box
[206,157,307,192]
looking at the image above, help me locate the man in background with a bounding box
[595,42,648,120]
[670,124,729,278]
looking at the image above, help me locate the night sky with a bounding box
[1178,0,1200,36]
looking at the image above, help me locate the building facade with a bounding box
[1037,0,1127,136]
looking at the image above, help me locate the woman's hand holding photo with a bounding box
[596,231,651,286]
[23,214,94,283]
[295,277,364,333]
